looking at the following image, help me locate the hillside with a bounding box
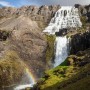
[0,5,60,89]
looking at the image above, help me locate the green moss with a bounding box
[37,65,71,90]
[60,59,69,66]
[45,35,56,67]
[37,63,90,90]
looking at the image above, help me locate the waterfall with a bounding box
[54,36,69,67]
[43,6,82,67]
[43,6,82,35]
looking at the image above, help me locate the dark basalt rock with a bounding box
[70,31,90,54]
[0,30,11,41]
[55,29,68,36]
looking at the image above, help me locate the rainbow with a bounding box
[14,62,37,90]
[20,61,37,83]
[25,67,36,84]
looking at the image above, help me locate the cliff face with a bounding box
[75,4,90,22]
[70,31,90,54]
[75,4,90,14]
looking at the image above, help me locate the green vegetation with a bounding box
[0,50,24,88]
[60,58,69,66]
[37,64,77,90]
[45,35,56,67]
[36,48,90,90]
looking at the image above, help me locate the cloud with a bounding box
[0,0,90,7]
[0,1,13,7]
[27,0,90,6]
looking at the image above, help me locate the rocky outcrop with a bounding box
[0,5,60,23]
[0,30,11,41]
[70,31,90,54]
[75,4,90,14]
[75,4,90,22]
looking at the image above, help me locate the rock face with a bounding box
[70,31,90,54]
[75,4,88,15]
[75,4,90,22]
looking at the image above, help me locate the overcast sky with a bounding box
[0,0,90,7]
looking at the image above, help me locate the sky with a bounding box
[0,0,90,7]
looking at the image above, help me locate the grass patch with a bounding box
[37,65,70,90]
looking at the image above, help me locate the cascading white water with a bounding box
[43,6,82,35]
[43,6,82,67]
[54,36,69,67]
